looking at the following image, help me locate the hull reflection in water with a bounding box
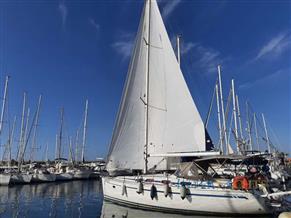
[0,180,103,218]
[101,200,265,218]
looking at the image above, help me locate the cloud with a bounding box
[89,18,100,33]
[239,69,286,90]
[190,44,222,74]
[161,0,182,20]
[181,42,196,55]
[255,32,291,61]
[170,37,223,74]
[170,36,197,55]
[112,33,134,61]
[58,1,68,28]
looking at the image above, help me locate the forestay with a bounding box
[107,0,205,173]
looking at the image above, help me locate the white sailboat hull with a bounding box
[0,174,10,185]
[11,174,32,184]
[55,173,73,181]
[32,173,56,182]
[102,176,272,215]
[73,170,91,179]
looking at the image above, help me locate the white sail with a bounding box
[107,1,149,172]
[107,0,205,172]
[147,0,205,169]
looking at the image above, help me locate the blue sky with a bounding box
[0,0,290,160]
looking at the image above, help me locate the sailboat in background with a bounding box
[102,0,277,215]
[0,76,11,185]
[72,100,91,180]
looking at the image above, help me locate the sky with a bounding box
[0,0,290,161]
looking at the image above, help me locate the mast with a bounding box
[69,136,73,164]
[217,65,228,154]
[55,134,58,161]
[81,99,88,163]
[236,95,243,140]
[215,83,223,153]
[231,79,239,153]
[23,108,30,149]
[58,107,64,160]
[75,129,79,162]
[8,116,16,168]
[246,101,252,151]
[17,107,30,167]
[0,76,9,135]
[144,0,151,174]
[262,113,271,153]
[253,113,259,151]
[45,142,49,162]
[30,94,42,162]
[17,92,26,160]
[176,35,181,66]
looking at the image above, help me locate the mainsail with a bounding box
[107,0,205,172]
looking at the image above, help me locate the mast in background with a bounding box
[58,108,64,161]
[253,113,259,151]
[217,65,228,154]
[215,83,223,153]
[30,94,42,162]
[176,35,181,66]
[7,116,16,168]
[231,79,239,153]
[17,92,26,161]
[81,100,88,163]
[262,113,271,153]
[0,76,9,135]
[246,101,252,151]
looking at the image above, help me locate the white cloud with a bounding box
[58,1,68,28]
[181,42,196,55]
[170,37,222,74]
[89,18,100,32]
[170,36,197,55]
[239,69,286,90]
[112,33,134,61]
[162,0,182,20]
[255,32,291,60]
[190,44,222,74]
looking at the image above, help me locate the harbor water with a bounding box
[0,179,282,218]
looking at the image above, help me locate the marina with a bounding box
[0,0,290,217]
[0,179,289,218]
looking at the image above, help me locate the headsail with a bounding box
[107,0,149,172]
[107,0,206,173]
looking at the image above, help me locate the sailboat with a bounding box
[0,76,11,186]
[102,0,278,215]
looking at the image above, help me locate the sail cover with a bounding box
[107,0,205,172]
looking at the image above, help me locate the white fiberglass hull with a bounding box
[102,175,271,215]
[73,170,91,180]
[32,173,56,182]
[55,173,73,181]
[11,174,32,184]
[0,174,10,185]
